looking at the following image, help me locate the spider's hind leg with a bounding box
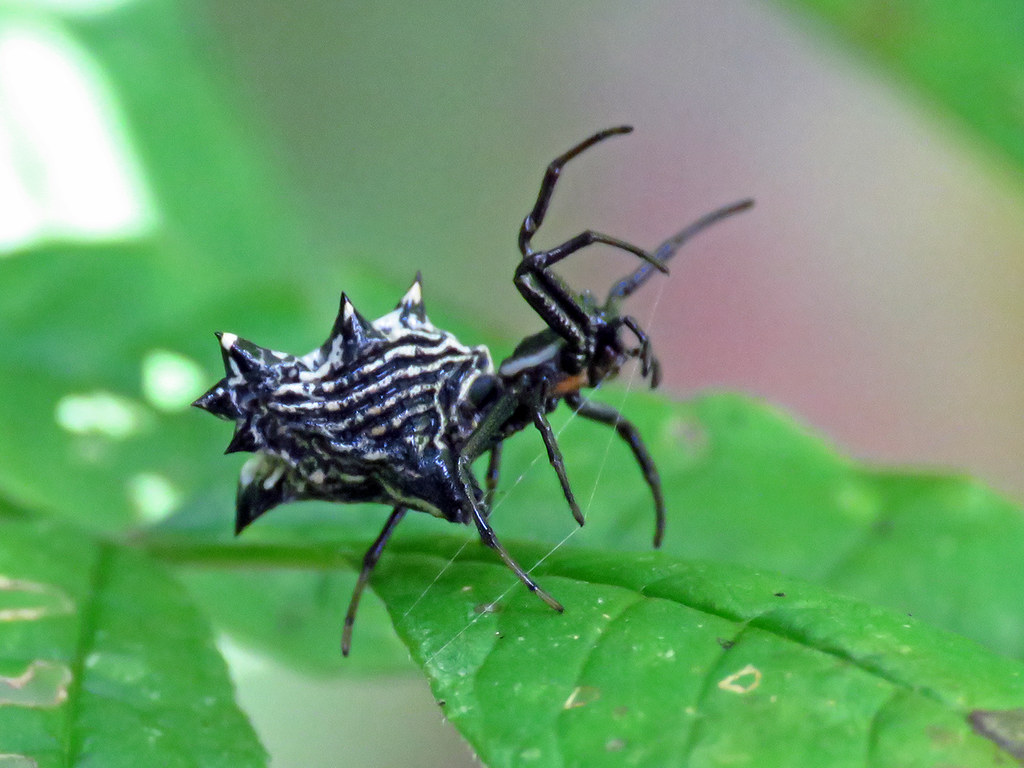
[342,505,408,656]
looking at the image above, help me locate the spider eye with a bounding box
[466,374,499,409]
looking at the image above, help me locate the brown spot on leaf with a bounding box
[670,414,709,462]
[969,708,1024,762]
[925,725,958,747]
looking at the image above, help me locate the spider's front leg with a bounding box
[515,126,669,358]
[518,125,632,257]
[483,442,502,512]
[468,375,584,529]
[620,315,662,388]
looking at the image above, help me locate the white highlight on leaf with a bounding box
[4,0,137,14]
[0,754,38,768]
[0,17,156,255]
[216,634,271,677]
[563,685,600,710]
[141,349,206,412]
[55,390,147,439]
[127,472,181,522]
[0,576,75,621]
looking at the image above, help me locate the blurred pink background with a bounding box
[210,1,1024,501]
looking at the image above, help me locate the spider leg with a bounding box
[456,382,570,610]
[514,264,594,354]
[607,198,754,303]
[342,505,408,656]
[565,393,666,548]
[530,406,584,527]
[465,377,583,528]
[459,454,564,613]
[472,506,564,612]
[526,230,669,274]
[514,128,675,356]
[484,443,503,512]
[621,315,662,388]
[450,426,563,612]
[519,125,632,257]
[513,231,669,356]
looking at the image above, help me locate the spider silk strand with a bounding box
[422,272,670,665]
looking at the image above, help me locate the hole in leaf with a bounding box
[0,661,72,708]
[717,663,762,694]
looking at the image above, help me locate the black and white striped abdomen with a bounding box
[266,318,493,457]
[193,275,495,527]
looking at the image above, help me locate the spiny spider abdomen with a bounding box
[194,125,752,654]
[194,275,495,533]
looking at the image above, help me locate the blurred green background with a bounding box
[2,0,1023,765]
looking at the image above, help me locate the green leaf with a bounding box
[468,391,1024,660]
[776,0,1024,177]
[0,3,404,529]
[4,2,1024,765]
[142,386,1024,764]
[177,567,415,676]
[369,537,1024,767]
[0,514,265,768]
[159,392,1024,671]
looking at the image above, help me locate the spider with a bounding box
[193,125,752,654]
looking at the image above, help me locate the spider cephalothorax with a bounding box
[194,125,752,654]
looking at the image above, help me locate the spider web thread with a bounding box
[416,273,671,665]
